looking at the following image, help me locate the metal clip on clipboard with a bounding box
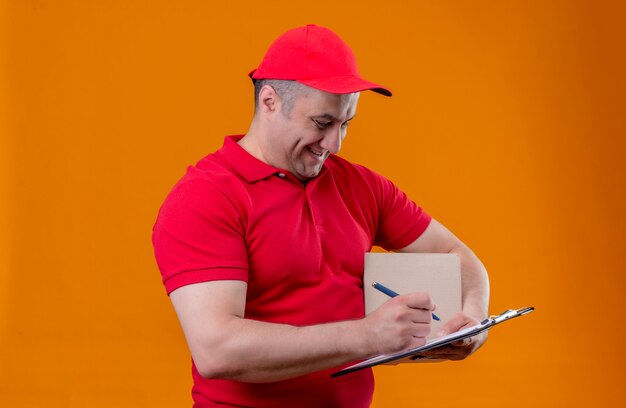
[490,307,534,324]
[331,307,535,378]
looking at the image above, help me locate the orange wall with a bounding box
[2,1,625,406]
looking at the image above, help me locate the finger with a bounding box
[409,309,432,324]
[451,336,473,347]
[421,345,457,356]
[403,292,433,311]
[420,347,469,361]
[409,322,431,338]
[436,312,474,337]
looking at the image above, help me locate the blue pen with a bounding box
[372,281,440,321]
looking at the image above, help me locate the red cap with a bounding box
[249,24,392,97]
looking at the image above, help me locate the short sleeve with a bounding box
[152,172,249,294]
[360,168,432,250]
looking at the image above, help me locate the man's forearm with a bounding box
[449,244,490,320]
[396,219,490,320]
[194,316,373,383]
[176,282,435,383]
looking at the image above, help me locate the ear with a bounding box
[258,85,281,115]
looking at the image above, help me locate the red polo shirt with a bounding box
[152,135,431,407]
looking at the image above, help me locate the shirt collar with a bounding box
[217,135,335,183]
[217,135,278,182]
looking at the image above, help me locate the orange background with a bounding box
[2,1,625,406]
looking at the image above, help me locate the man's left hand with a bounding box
[420,312,488,361]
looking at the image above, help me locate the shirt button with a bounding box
[277,172,286,178]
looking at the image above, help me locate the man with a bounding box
[152,24,489,407]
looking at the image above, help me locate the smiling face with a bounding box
[258,84,359,181]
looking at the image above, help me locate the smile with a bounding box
[306,146,325,158]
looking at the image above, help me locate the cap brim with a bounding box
[298,75,392,97]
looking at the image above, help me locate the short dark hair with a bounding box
[254,79,310,116]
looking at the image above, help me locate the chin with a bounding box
[295,169,319,181]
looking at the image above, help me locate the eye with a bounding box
[341,121,350,129]
[313,120,331,129]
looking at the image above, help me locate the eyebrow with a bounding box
[312,113,356,122]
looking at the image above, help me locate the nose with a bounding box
[319,126,343,154]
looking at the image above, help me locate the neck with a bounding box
[238,119,268,164]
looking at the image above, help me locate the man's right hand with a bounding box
[361,292,434,355]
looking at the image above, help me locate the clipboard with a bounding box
[331,307,534,378]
